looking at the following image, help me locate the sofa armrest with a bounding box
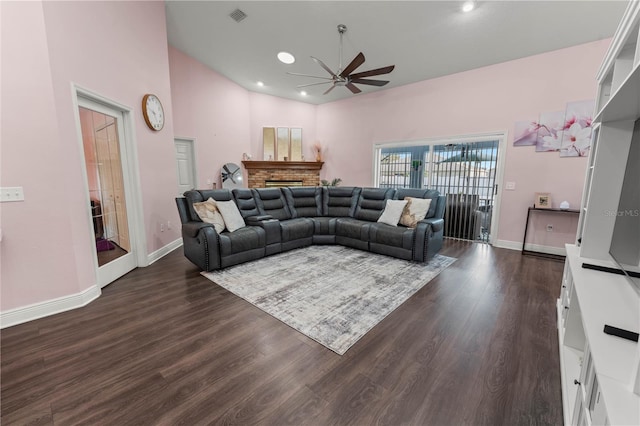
[245,215,274,224]
[245,216,280,245]
[182,221,216,238]
[421,217,444,233]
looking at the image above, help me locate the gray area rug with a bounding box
[202,245,456,355]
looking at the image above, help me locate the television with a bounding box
[609,118,640,292]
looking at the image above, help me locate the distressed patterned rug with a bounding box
[202,245,455,355]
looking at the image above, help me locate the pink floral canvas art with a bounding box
[559,100,595,157]
[513,121,538,146]
[535,111,565,152]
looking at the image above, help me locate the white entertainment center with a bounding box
[558,1,640,425]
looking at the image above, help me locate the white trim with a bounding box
[147,238,183,265]
[372,130,508,149]
[0,285,101,329]
[494,239,567,256]
[72,84,149,273]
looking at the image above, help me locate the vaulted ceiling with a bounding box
[165,1,628,105]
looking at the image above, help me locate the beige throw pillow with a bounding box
[215,200,246,232]
[377,199,408,227]
[399,197,432,228]
[192,198,225,233]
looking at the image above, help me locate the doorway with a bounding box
[78,97,138,288]
[174,138,197,196]
[374,133,506,244]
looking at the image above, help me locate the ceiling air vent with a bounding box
[229,8,247,23]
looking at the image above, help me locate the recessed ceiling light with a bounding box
[300,91,307,96]
[277,51,295,64]
[257,81,264,87]
[462,1,475,12]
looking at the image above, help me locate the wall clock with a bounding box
[142,94,164,131]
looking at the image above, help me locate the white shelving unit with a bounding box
[559,1,640,425]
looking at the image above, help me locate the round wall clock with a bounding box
[142,94,164,131]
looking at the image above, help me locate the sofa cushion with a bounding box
[394,188,440,219]
[192,198,225,233]
[335,218,371,241]
[369,223,414,250]
[218,226,266,255]
[354,188,395,222]
[232,189,260,218]
[184,189,232,222]
[282,187,322,218]
[399,197,432,228]
[280,218,315,242]
[311,217,337,235]
[253,188,292,220]
[377,199,408,227]
[323,187,361,217]
[215,200,246,232]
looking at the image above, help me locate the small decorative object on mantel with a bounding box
[534,192,552,209]
[559,200,570,210]
[321,178,342,187]
[313,143,323,162]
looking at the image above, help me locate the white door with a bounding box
[78,97,137,288]
[175,138,197,196]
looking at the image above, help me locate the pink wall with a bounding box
[317,40,610,246]
[168,47,318,187]
[1,1,180,312]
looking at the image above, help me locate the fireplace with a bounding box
[242,161,324,188]
[265,180,304,188]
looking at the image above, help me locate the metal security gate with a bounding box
[376,139,500,243]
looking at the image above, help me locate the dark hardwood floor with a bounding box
[1,240,564,425]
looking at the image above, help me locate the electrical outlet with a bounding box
[547,224,553,232]
[0,187,25,202]
[160,223,164,232]
[505,182,516,190]
[167,221,172,230]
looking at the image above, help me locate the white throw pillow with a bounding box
[215,200,246,232]
[377,199,408,227]
[399,197,432,228]
[192,197,225,233]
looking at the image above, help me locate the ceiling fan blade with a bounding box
[296,81,332,88]
[346,83,362,94]
[323,85,337,95]
[286,72,334,80]
[350,78,389,87]
[311,56,337,77]
[350,65,395,79]
[340,52,365,78]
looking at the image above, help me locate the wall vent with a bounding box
[229,9,247,23]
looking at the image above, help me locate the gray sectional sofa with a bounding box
[175,186,445,272]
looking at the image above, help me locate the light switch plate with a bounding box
[505,182,516,190]
[0,187,25,202]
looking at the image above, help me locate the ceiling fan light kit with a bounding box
[287,24,395,95]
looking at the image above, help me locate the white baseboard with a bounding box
[494,239,567,256]
[1,239,184,329]
[1,285,101,329]
[147,238,182,265]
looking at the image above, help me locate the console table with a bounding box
[522,207,579,259]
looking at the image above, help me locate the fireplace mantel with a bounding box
[241,161,324,170]
[241,161,324,188]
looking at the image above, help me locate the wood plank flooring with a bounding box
[1,240,564,425]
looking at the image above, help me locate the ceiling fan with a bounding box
[287,24,395,95]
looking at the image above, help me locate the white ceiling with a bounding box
[165,1,628,105]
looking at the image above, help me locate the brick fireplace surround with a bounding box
[242,161,324,188]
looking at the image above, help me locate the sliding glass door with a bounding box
[375,137,502,243]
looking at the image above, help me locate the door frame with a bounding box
[372,131,508,245]
[174,137,198,196]
[71,84,149,284]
